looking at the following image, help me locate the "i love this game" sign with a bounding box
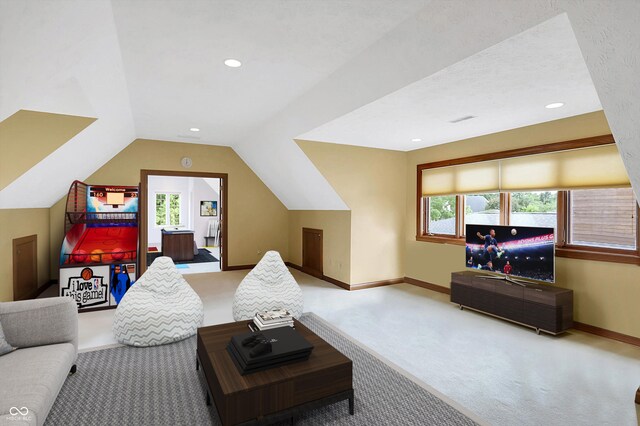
[60,266,109,308]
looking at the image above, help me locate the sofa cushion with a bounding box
[0,343,75,426]
[0,298,78,353]
[0,321,13,356]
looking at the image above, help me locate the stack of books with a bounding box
[252,309,294,331]
[226,327,314,375]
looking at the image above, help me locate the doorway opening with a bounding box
[140,170,228,275]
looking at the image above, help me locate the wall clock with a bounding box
[181,157,192,168]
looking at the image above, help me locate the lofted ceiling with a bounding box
[0,0,426,209]
[110,0,429,145]
[299,14,603,151]
[0,0,136,208]
[1,0,639,210]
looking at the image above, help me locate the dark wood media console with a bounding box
[451,271,573,335]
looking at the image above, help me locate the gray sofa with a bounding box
[0,297,78,426]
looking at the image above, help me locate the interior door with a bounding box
[302,228,323,278]
[219,177,224,270]
[13,235,38,300]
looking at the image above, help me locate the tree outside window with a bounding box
[428,195,457,235]
[510,191,557,239]
[464,193,500,227]
[155,193,181,226]
[155,194,167,226]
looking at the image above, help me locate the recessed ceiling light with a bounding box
[224,59,242,68]
[189,127,200,132]
[411,138,422,142]
[545,102,564,109]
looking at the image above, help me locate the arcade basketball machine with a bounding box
[59,181,139,311]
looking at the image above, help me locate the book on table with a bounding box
[253,309,294,330]
[253,316,293,330]
[254,322,293,331]
[255,309,293,323]
[227,327,314,375]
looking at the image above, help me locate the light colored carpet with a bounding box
[60,269,640,426]
[45,313,480,425]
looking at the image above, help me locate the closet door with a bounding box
[302,228,323,278]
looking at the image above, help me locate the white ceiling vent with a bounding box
[176,134,202,140]
[449,115,477,124]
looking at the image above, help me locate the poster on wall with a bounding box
[110,263,136,305]
[60,266,111,309]
[200,200,217,216]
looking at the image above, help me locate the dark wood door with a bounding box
[302,228,323,278]
[13,235,38,300]
[219,177,224,270]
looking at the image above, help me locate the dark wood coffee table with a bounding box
[196,320,354,425]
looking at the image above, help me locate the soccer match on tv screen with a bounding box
[465,224,555,283]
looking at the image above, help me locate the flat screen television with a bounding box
[465,224,555,283]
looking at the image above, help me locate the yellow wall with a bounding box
[288,210,351,283]
[49,139,289,277]
[405,111,640,338]
[4,109,638,339]
[0,209,50,301]
[297,140,406,284]
[0,110,95,190]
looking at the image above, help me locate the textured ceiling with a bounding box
[299,14,602,151]
[1,0,639,210]
[0,0,426,208]
[0,0,135,208]
[111,0,429,145]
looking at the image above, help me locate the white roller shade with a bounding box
[422,160,500,196]
[500,144,630,191]
[421,144,630,196]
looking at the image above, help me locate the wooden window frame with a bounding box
[417,195,464,244]
[556,190,640,265]
[416,134,640,265]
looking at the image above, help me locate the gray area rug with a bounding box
[46,313,478,425]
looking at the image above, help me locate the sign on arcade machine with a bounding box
[60,266,111,309]
[60,263,137,309]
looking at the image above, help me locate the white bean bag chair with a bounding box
[112,256,204,347]
[232,251,304,320]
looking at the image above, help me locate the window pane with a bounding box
[428,195,457,235]
[155,194,166,226]
[464,193,500,227]
[569,188,637,249]
[169,194,181,225]
[510,191,557,238]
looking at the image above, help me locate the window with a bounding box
[427,195,457,235]
[155,193,181,226]
[568,188,637,250]
[416,134,640,264]
[464,193,500,227]
[510,191,557,239]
